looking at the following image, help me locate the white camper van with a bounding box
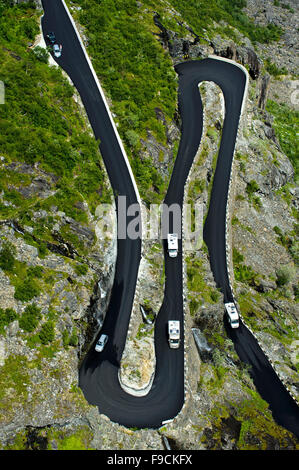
[167,234,178,258]
[225,303,239,329]
[168,320,180,349]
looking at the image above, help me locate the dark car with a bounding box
[47,32,56,44]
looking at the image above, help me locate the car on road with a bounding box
[53,43,62,58]
[46,31,56,44]
[168,320,180,349]
[167,233,178,258]
[95,334,108,352]
[225,302,239,329]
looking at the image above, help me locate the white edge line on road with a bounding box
[208,55,249,118]
[61,0,142,206]
[161,419,174,425]
[208,55,298,406]
[59,0,150,399]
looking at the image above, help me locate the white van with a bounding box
[95,334,108,352]
[225,303,239,329]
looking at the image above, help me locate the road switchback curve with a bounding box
[41,0,299,436]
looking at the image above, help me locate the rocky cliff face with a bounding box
[0,160,117,446]
[0,0,298,450]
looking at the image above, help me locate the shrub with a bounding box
[68,329,78,347]
[125,130,140,148]
[246,180,259,198]
[289,241,299,265]
[33,46,49,63]
[233,248,259,286]
[210,289,220,303]
[233,248,244,264]
[0,241,16,272]
[75,263,88,276]
[39,321,55,344]
[19,303,41,332]
[62,328,78,348]
[276,264,295,287]
[235,264,259,285]
[0,2,111,230]
[69,0,177,203]
[264,58,288,78]
[189,298,200,316]
[27,265,44,278]
[14,278,40,302]
[0,307,18,334]
[252,195,262,211]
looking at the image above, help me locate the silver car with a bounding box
[95,334,108,352]
[53,44,62,58]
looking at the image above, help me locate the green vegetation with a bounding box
[264,58,288,78]
[62,328,78,349]
[163,0,283,44]
[3,425,95,450]
[68,0,284,205]
[39,321,55,344]
[233,248,260,286]
[234,388,295,450]
[245,180,262,210]
[0,241,16,272]
[238,287,299,343]
[0,0,114,373]
[136,322,154,340]
[70,0,177,204]
[74,263,89,276]
[266,100,299,181]
[19,303,42,332]
[273,1,295,13]
[47,426,95,450]
[188,178,205,201]
[0,2,111,228]
[198,359,298,449]
[0,355,30,411]
[0,0,297,450]
[232,215,255,234]
[276,263,295,287]
[14,277,41,302]
[33,45,50,64]
[186,255,221,308]
[273,225,299,265]
[246,180,259,198]
[0,307,18,335]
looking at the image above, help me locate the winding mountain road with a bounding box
[41,0,299,436]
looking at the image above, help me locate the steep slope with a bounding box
[0,0,298,450]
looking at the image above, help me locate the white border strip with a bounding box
[61,0,142,206]
[209,56,298,406]
[208,55,249,118]
[59,1,151,398]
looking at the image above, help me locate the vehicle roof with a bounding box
[99,334,108,339]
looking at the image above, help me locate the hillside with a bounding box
[0,0,298,450]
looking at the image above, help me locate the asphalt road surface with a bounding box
[41,0,299,436]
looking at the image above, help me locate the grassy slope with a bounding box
[0,2,111,225]
[68,0,180,205]
[266,100,299,181]
[0,2,111,369]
